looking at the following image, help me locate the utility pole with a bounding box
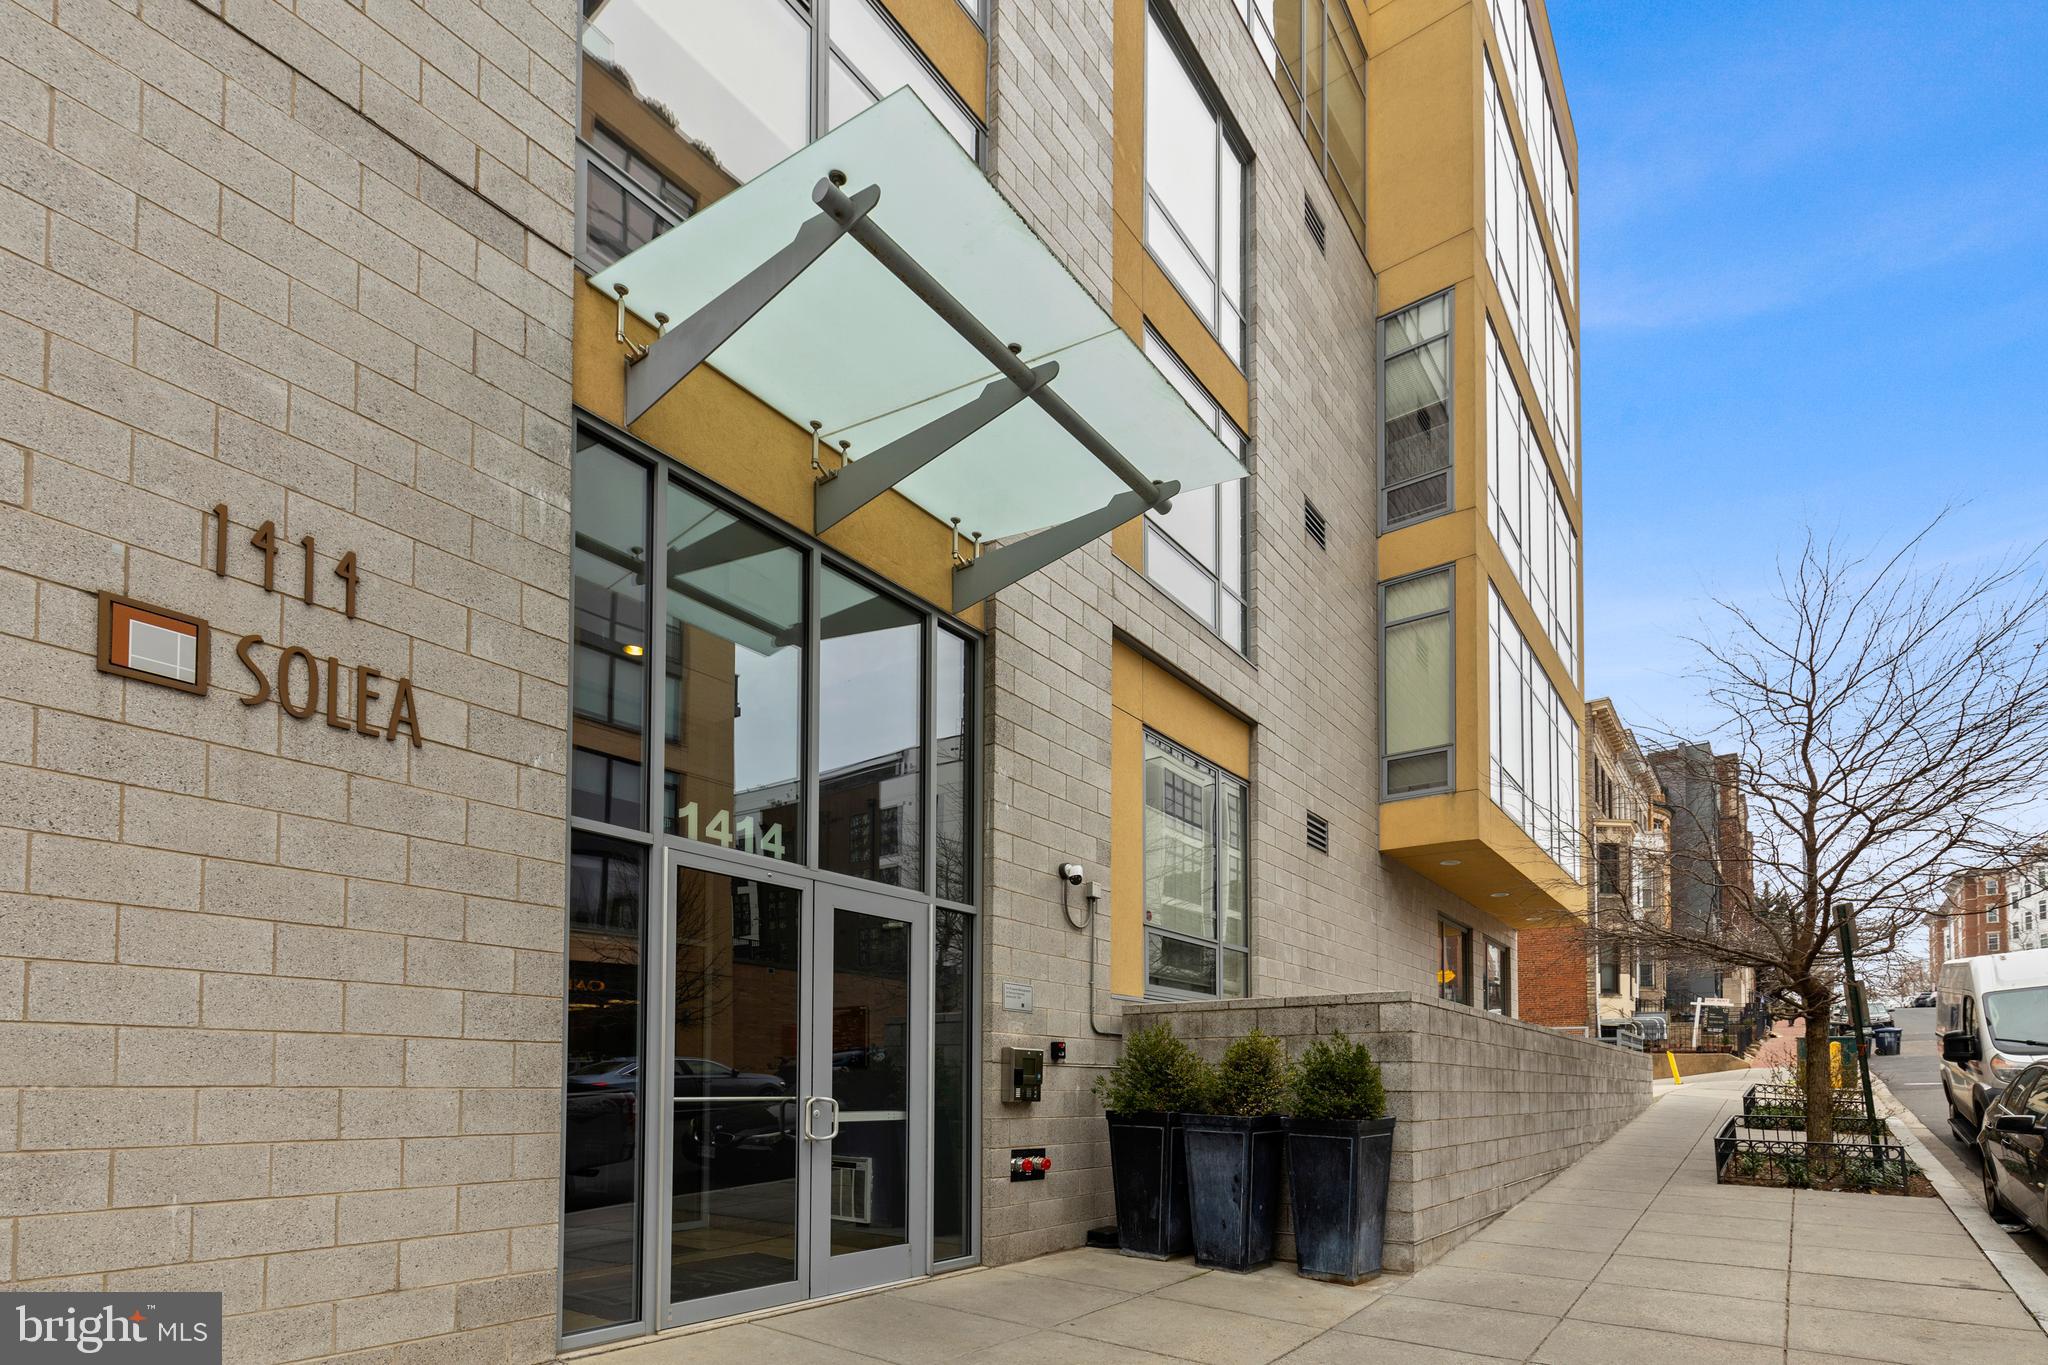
[1835,904,1879,1126]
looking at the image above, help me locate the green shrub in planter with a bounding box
[1285,1033,1396,1284]
[1093,1021,1208,1114]
[1095,1022,1206,1259]
[1185,1030,1290,1272]
[1291,1032,1388,1121]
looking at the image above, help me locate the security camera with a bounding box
[1059,862,1085,886]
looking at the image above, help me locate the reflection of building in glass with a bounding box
[820,752,921,889]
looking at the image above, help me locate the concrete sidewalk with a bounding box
[581,1069,2047,1364]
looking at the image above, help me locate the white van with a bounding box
[1937,947,2048,1135]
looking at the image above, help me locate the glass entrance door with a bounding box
[660,853,929,1325]
[662,854,810,1327]
[806,885,928,1297]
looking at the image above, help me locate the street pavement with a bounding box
[1871,1004,2048,1274]
[591,1069,2048,1364]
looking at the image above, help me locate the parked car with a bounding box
[1937,948,2048,1137]
[1978,1060,2048,1233]
[1908,991,1938,1009]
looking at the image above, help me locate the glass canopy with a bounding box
[590,91,1245,554]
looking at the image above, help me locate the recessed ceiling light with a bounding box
[1490,891,1510,899]
[1439,859,1462,867]
[622,643,645,657]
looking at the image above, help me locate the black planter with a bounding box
[1286,1116,1396,1283]
[1183,1114,1285,1272]
[1105,1111,1191,1259]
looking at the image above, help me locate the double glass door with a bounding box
[661,850,928,1327]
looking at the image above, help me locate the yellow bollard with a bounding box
[1666,1050,1682,1085]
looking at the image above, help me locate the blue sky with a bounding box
[1551,2,2048,742]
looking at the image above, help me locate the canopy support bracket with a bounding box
[951,480,1180,612]
[623,180,881,425]
[815,361,1058,533]
[621,172,1199,610]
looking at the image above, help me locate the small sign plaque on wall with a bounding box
[1001,981,1034,1013]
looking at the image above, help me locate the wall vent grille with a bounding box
[1306,810,1331,854]
[1304,499,1327,549]
[1303,194,1326,254]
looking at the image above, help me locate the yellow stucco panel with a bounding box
[1380,788,1583,921]
[1364,2,1476,280]
[571,276,984,630]
[1109,639,1253,996]
[875,0,988,120]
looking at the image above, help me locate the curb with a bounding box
[1871,1073,2048,1334]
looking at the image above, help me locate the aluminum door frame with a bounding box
[656,842,818,1330]
[806,879,931,1298]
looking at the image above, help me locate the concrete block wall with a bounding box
[978,0,1526,1267]
[1128,992,1653,1269]
[0,0,575,1360]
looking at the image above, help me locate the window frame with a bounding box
[1140,728,1251,1002]
[1379,565,1456,801]
[1140,327,1250,651]
[1483,936,1511,1014]
[574,0,982,276]
[1378,288,1456,531]
[1225,0,1366,245]
[1438,918,1472,1004]
[1141,1,1252,364]
[575,135,692,274]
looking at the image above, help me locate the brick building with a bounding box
[1646,742,1757,1012]
[1941,861,2048,960]
[1519,697,1667,1035]
[0,0,1616,1356]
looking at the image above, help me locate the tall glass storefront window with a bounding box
[935,629,972,904]
[1143,731,1248,998]
[564,834,646,1333]
[932,907,973,1261]
[820,569,924,889]
[563,429,978,1345]
[574,444,650,830]
[664,481,804,860]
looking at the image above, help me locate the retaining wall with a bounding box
[1126,992,1653,1270]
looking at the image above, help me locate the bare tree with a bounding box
[1602,519,2048,1140]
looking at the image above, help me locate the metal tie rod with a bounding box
[813,178,1172,514]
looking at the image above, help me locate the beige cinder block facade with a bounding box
[1,0,575,1359]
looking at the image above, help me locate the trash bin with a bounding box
[1874,1027,1902,1056]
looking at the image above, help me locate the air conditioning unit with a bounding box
[831,1156,874,1225]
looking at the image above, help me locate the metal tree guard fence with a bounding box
[1713,1114,1918,1194]
[1742,1083,1867,1119]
